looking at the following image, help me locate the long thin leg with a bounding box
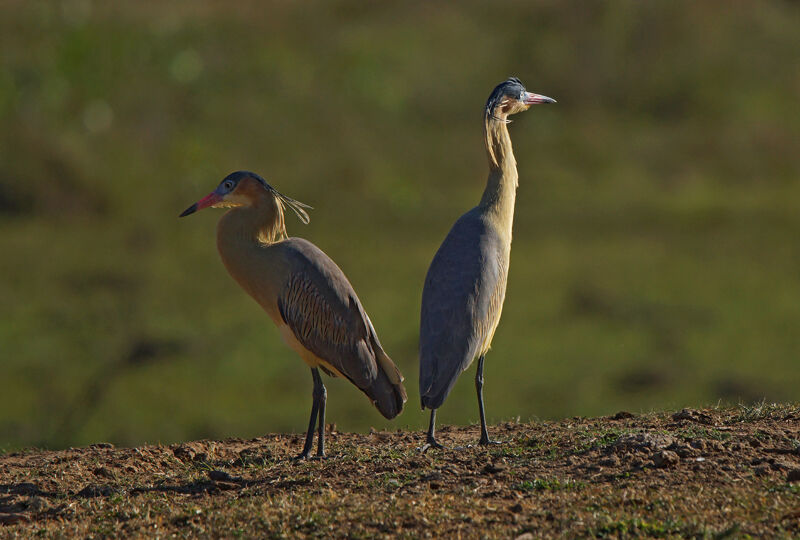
[475,355,498,445]
[425,408,444,448]
[297,368,322,460]
[313,368,327,457]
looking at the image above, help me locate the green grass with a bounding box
[1,1,800,449]
[731,400,800,423]
[677,426,732,442]
[514,478,585,492]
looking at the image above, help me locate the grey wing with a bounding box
[419,212,506,408]
[276,239,379,388]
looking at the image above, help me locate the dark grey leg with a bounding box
[296,368,322,460]
[313,368,327,457]
[476,355,498,445]
[426,408,444,448]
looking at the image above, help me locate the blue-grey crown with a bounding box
[485,77,526,117]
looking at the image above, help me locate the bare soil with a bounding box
[1,404,799,538]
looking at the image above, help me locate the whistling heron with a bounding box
[419,78,555,447]
[181,171,407,459]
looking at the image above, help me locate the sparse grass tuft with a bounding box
[514,478,585,492]
[732,401,800,423]
[678,426,731,441]
[591,517,689,538]
[573,427,639,453]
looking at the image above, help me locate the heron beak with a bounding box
[523,92,556,105]
[179,191,223,217]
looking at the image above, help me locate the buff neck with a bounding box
[479,113,519,236]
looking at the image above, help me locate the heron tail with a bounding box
[366,350,407,419]
[419,349,470,411]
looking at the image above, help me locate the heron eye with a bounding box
[224,180,235,191]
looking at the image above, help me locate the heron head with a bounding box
[485,77,556,121]
[179,171,265,216]
[180,171,311,224]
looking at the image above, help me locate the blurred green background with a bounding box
[1,1,798,450]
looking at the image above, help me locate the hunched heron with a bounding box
[181,171,407,459]
[419,78,555,447]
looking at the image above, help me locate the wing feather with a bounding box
[276,239,379,387]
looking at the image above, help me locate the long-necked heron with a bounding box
[419,78,555,447]
[181,171,407,459]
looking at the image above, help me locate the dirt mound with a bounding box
[1,405,799,537]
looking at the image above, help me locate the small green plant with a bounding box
[514,478,585,492]
[678,426,731,441]
[593,517,687,538]
[765,482,800,496]
[573,427,639,453]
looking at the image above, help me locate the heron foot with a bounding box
[426,435,444,449]
[478,436,502,446]
[419,435,444,452]
[419,442,443,453]
[294,450,328,461]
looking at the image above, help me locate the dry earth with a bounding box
[1,404,799,538]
